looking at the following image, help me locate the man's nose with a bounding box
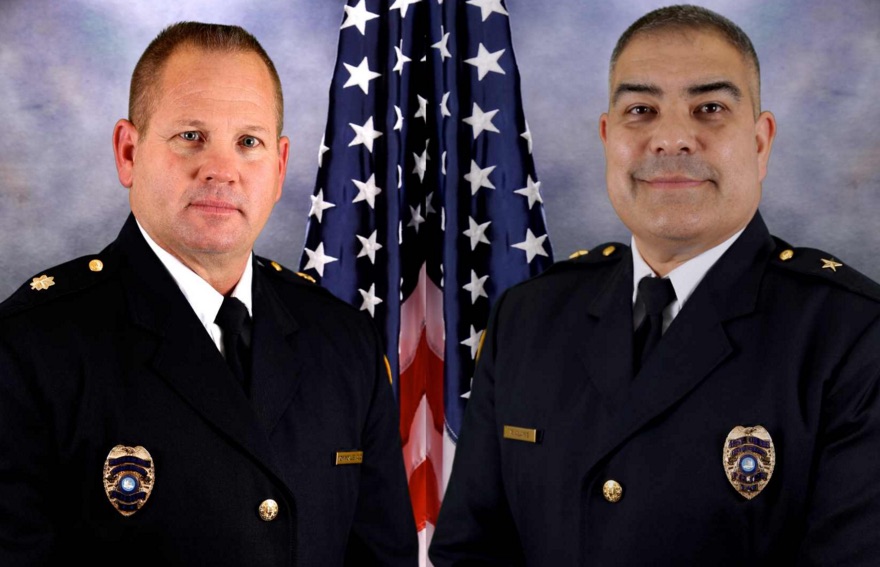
[199,144,239,184]
[649,113,696,155]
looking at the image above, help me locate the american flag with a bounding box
[299,0,553,560]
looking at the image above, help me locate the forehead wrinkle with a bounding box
[160,90,274,132]
[171,118,208,129]
[163,83,273,107]
[153,47,283,135]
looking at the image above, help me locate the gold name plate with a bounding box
[503,425,540,444]
[335,451,364,465]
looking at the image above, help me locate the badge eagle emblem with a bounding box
[103,445,155,516]
[723,425,775,499]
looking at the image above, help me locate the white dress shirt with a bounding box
[136,220,253,357]
[631,228,745,333]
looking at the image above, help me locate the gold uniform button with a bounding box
[778,249,794,261]
[602,245,616,257]
[258,499,279,521]
[270,261,283,272]
[602,480,623,503]
[568,250,589,259]
[89,259,104,272]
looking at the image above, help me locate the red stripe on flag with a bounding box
[407,457,442,533]
[399,327,446,529]
[399,328,445,445]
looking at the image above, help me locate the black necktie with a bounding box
[214,296,252,393]
[633,276,676,373]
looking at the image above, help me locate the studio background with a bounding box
[1,0,877,300]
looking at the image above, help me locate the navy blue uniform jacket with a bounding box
[429,213,880,566]
[0,215,418,566]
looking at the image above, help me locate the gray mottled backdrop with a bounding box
[1,0,877,300]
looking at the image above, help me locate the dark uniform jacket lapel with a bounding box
[576,213,774,476]
[113,215,285,481]
[579,249,634,407]
[250,262,303,434]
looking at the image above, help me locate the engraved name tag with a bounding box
[503,425,541,444]
[335,451,364,465]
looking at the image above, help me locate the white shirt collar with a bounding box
[631,228,745,331]
[136,219,253,351]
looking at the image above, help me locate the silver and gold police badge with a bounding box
[723,425,775,500]
[103,445,155,516]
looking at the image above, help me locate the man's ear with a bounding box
[599,112,609,146]
[113,119,139,188]
[275,135,291,203]
[755,111,776,183]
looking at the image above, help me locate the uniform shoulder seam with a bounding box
[0,253,116,318]
[769,237,880,302]
[539,241,628,275]
[256,256,321,287]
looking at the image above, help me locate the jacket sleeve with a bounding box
[796,316,880,565]
[0,329,56,566]
[343,319,419,566]
[428,292,526,566]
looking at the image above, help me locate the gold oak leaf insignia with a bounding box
[30,275,55,291]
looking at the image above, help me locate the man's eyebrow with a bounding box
[171,120,270,135]
[686,81,742,100]
[172,119,208,130]
[241,125,271,135]
[611,83,662,106]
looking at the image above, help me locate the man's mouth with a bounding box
[189,199,240,214]
[637,175,706,188]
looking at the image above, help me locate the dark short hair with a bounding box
[129,22,284,135]
[611,5,761,111]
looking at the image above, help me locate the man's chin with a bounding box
[179,235,248,257]
[641,213,708,244]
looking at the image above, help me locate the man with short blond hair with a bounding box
[0,21,417,566]
[430,5,880,565]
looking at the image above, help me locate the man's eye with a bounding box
[180,131,201,142]
[699,103,724,113]
[241,136,261,148]
[627,105,653,115]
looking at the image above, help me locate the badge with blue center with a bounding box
[103,445,155,516]
[723,425,775,500]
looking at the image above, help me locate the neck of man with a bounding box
[634,235,729,278]
[174,251,249,296]
[135,219,251,296]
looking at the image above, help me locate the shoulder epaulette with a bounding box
[0,254,115,318]
[769,237,880,302]
[256,256,325,288]
[566,242,628,264]
[536,242,628,277]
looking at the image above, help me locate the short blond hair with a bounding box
[129,22,284,134]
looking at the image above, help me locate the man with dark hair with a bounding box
[0,22,417,566]
[430,5,880,565]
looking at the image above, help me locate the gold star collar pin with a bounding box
[821,258,843,272]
